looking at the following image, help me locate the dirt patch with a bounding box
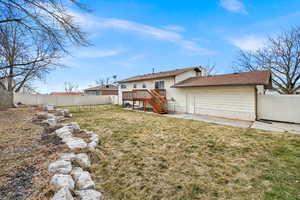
[0,166,37,200]
[0,106,69,199]
[40,125,63,146]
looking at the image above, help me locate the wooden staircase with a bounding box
[145,89,168,114]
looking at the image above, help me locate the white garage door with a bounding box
[182,86,256,121]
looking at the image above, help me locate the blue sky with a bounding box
[35,0,300,93]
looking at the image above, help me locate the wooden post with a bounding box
[133,100,135,110]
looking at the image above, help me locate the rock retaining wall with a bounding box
[38,105,102,200]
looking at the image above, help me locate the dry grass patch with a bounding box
[0,106,70,199]
[64,105,300,200]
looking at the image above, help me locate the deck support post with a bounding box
[133,100,135,110]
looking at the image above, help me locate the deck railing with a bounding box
[122,89,166,100]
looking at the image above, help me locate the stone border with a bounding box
[38,105,102,200]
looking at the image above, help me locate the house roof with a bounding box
[51,92,84,96]
[173,70,272,88]
[84,84,118,91]
[118,67,202,83]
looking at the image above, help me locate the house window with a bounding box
[155,81,165,89]
[133,84,137,89]
[96,91,100,95]
[121,84,126,89]
[142,83,146,88]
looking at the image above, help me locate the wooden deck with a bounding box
[122,89,166,101]
[122,89,167,114]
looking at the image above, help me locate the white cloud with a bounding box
[74,48,123,59]
[163,25,186,32]
[69,11,213,55]
[229,35,266,51]
[220,0,247,14]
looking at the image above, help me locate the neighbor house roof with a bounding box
[173,70,272,88]
[118,67,202,83]
[84,84,118,91]
[51,92,84,96]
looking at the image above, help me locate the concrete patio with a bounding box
[164,113,300,134]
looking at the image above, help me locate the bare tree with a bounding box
[202,61,217,76]
[95,75,118,86]
[95,78,104,86]
[0,0,89,51]
[0,22,62,93]
[112,75,117,83]
[233,26,300,94]
[64,82,78,93]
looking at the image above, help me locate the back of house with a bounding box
[118,66,272,121]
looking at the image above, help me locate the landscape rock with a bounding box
[74,153,91,167]
[87,142,97,150]
[56,116,66,122]
[70,167,84,180]
[63,137,87,149]
[60,153,76,161]
[67,122,80,130]
[75,189,102,200]
[74,171,95,190]
[43,118,57,126]
[50,174,75,191]
[52,187,74,200]
[37,112,48,120]
[48,160,72,174]
[55,126,73,139]
[90,134,99,143]
[44,104,54,111]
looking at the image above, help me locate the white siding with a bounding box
[118,77,175,104]
[175,70,196,83]
[167,86,256,121]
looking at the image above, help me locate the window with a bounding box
[121,84,126,89]
[133,84,137,89]
[95,91,100,95]
[142,83,146,88]
[155,81,165,89]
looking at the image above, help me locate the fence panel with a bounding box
[257,94,300,123]
[14,93,115,106]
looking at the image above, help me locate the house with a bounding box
[84,84,118,96]
[51,92,84,96]
[118,67,272,121]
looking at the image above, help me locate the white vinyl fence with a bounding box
[257,94,300,123]
[14,93,118,106]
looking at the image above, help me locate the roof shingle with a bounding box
[173,70,272,88]
[119,67,201,83]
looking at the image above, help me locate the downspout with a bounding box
[255,86,258,121]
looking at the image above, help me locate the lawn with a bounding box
[65,105,300,200]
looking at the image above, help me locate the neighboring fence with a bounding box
[0,88,13,108]
[14,93,118,106]
[257,94,300,123]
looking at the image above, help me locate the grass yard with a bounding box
[65,105,300,200]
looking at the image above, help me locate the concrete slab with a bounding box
[123,108,300,134]
[164,113,252,128]
[164,113,300,134]
[251,121,300,134]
